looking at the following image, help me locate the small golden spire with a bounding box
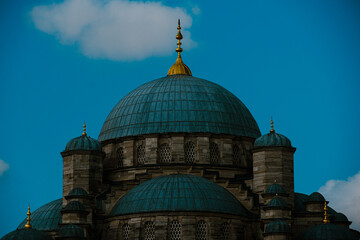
[323,201,330,224]
[270,117,275,133]
[82,122,87,136]
[167,19,192,76]
[25,205,32,229]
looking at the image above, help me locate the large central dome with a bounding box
[98,74,260,142]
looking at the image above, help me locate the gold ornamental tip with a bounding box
[167,19,192,76]
[25,205,32,229]
[270,117,275,133]
[323,201,330,224]
[82,122,87,136]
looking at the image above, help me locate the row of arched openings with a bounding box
[117,143,245,167]
[121,221,230,240]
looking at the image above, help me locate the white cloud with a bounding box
[0,159,10,176]
[319,171,360,230]
[31,0,196,61]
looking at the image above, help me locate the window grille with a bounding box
[196,220,207,240]
[232,145,241,166]
[221,222,229,240]
[137,144,145,165]
[144,221,155,240]
[159,143,171,163]
[117,147,124,167]
[169,220,182,240]
[209,142,219,164]
[122,223,130,240]
[184,141,195,164]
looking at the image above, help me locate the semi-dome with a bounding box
[63,201,86,212]
[305,192,325,203]
[68,187,89,197]
[18,199,62,231]
[266,197,288,208]
[265,183,287,194]
[110,174,250,217]
[254,118,291,148]
[297,223,358,240]
[65,123,101,152]
[1,228,53,240]
[265,219,290,234]
[98,75,261,142]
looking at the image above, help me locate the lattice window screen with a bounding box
[184,141,195,164]
[159,143,171,163]
[144,221,155,240]
[122,223,130,240]
[137,144,145,165]
[232,145,241,166]
[196,220,207,240]
[169,220,182,240]
[221,222,230,240]
[117,147,124,167]
[209,142,219,164]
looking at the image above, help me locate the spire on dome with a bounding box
[323,201,330,224]
[82,122,87,136]
[270,117,275,133]
[167,19,192,76]
[25,205,32,229]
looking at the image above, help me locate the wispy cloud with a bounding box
[31,0,196,61]
[319,171,360,230]
[0,159,10,176]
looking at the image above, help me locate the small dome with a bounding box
[333,213,349,223]
[68,187,89,197]
[63,201,86,212]
[297,223,358,240]
[65,135,101,152]
[265,220,290,234]
[18,199,62,231]
[254,132,291,148]
[267,197,288,208]
[265,183,287,194]
[110,174,250,217]
[305,192,325,203]
[58,224,84,238]
[1,228,52,240]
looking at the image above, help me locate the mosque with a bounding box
[2,21,360,240]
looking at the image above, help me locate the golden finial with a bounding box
[167,19,192,76]
[270,117,275,133]
[25,205,32,229]
[82,122,87,136]
[323,201,330,224]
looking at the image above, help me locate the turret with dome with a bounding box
[3,20,359,240]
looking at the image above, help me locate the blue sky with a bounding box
[1,0,360,236]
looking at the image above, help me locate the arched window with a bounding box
[117,147,124,167]
[209,142,219,164]
[144,221,155,240]
[196,220,207,240]
[184,141,196,164]
[137,144,145,165]
[169,220,182,240]
[122,223,130,240]
[221,222,230,240]
[159,143,171,163]
[232,145,241,166]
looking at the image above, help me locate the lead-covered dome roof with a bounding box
[110,174,250,217]
[99,75,260,141]
[1,229,53,240]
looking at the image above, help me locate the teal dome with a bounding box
[65,135,101,152]
[18,199,62,231]
[63,201,86,212]
[1,229,52,240]
[110,174,250,217]
[267,197,288,208]
[306,192,325,203]
[297,223,358,240]
[58,224,84,238]
[98,75,261,142]
[333,213,349,223]
[265,183,286,194]
[68,187,89,197]
[265,220,290,234]
[254,132,291,148]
